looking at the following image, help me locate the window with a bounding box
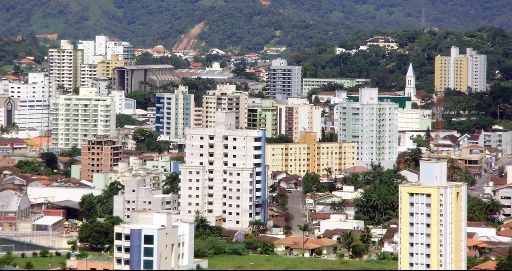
[143,247,154,257]
[143,260,154,270]
[116,246,122,252]
[144,235,154,245]
[115,232,122,241]
[116,258,122,265]
[124,234,130,241]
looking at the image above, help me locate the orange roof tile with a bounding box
[498,229,512,237]
[470,260,497,270]
[467,250,478,257]
[274,237,337,250]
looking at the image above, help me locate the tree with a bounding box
[411,135,430,148]
[485,198,503,223]
[79,194,98,221]
[78,216,122,251]
[313,95,321,105]
[497,247,512,270]
[249,220,267,236]
[40,152,59,171]
[396,148,422,171]
[302,172,321,194]
[67,239,78,252]
[351,243,367,259]
[275,187,289,211]
[359,227,372,250]
[60,145,81,157]
[116,114,143,128]
[24,261,34,269]
[266,134,293,144]
[330,200,346,212]
[297,223,312,257]
[163,172,180,194]
[340,231,356,258]
[126,90,155,110]
[132,128,169,153]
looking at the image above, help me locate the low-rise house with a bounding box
[382,225,399,254]
[399,169,419,183]
[66,254,114,270]
[470,260,497,270]
[467,221,498,238]
[0,190,31,231]
[274,237,337,257]
[467,239,491,258]
[322,228,360,241]
[317,214,364,236]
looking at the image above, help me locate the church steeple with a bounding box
[405,63,417,101]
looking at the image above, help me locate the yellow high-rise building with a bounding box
[399,160,467,270]
[434,46,487,93]
[97,54,132,78]
[265,132,357,176]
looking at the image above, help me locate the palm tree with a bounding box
[485,199,503,222]
[341,231,356,258]
[325,167,333,181]
[297,223,312,257]
[359,226,372,252]
[330,200,346,212]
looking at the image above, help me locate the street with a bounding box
[287,189,307,236]
[471,155,512,198]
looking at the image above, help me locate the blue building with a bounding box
[155,86,194,141]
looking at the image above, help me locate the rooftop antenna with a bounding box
[421,9,427,30]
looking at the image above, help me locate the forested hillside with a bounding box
[0,0,511,51]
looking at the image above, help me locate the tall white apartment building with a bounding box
[77,40,96,65]
[155,86,194,141]
[113,177,178,221]
[114,211,195,270]
[265,58,302,100]
[335,88,398,168]
[50,87,115,149]
[202,84,248,129]
[79,64,98,87]
[276,98,322,142]
[7,73,51,131]
[48,40,84,91]
[95,35,108,56]
[106,41,134,61]
[399,160,467,270]
[180,111,267,229]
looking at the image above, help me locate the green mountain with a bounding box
[1,0,511,51]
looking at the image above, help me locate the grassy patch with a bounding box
[207,255,397,270]
[13,255,66,270]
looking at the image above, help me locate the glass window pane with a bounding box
[143,235,154,245]
[143,247,153,257]
[143,260,153,270]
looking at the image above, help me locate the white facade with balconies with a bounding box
[179,111,267,229]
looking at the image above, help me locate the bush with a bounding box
[24,261,34,270]
[40,249,49,257]
[66,252,71,259]
[314,249,323,257]
[49,252,54,257]
[225,243,247,256]
[377,251,398,261]
[55,251,61,257]
[32,251,38,257]
[337,252,345,260]
[20,252,26,258]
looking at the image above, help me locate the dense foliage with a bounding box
[291,28,512,91]
[266,134,293,144]
[135,52,189,68]
[78,182,124,251]
[348,165,405,225]
[15,159,53,176]
[116,114,143,128]
[302,172,335,194]
[1,1,511,51]
[163,172,180,194]
[132,128,169,153]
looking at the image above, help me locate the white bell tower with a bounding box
[405,63,417,101]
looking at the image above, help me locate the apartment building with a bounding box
[266,132,357,176]
[179,111,266,229]
[155,85,194,141]
[435,46,487,93]
[97,54,133,78]
[79,64,98,87]
[247,98,278,137]
[113,177,178,221]
[202,84,248,129]
[50,87,115,150]
[7,73,50,131]
[80,137,122,181]
[397,102,432,132]
[192,107,203,128]
[366,36,399,50]
[334,88,398,168]
[106,41,134,61]
[48,40,83,91]
[399,160,467,270]
[113,211,194,270]
[484,129,512,155]
[491,165,512,219]
[302,78,370,96]
[265,58,302,100]
[276,98,322,142]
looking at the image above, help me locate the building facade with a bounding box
[48,40,84,92]
[179,111,266,229]
[97,54,133,78]
[113,177,178,221]
[266,132,357,176]
[265,58,302,100]
[435,46,487,93]
[80,137,122,181]
[399,160,467,270]
[50,87,116,150]
[335,88,398,168]
[113,211,194,270]
[201,84,248,129]
[276,98,322,142]
[112,65,176,93]
[155,86,194,141]
[302,78,370,96]
[247,99,278,137]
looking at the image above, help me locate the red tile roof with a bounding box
[497,229,512,237]
[468,221,493,228]
[470,260,497,270]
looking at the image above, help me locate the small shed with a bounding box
[33,216,63,231]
